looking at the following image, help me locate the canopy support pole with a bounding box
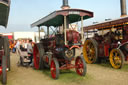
[64,16,67,45]
[38,26,41,42]
[47,26,49,38]
[81,16,84,44]
[87,30,88,39]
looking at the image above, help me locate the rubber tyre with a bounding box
[4,37,10,71]
[2,56,7,84]
[50,58,59,79]
[83,39,98,64]
[109,48,125,69]
[75,56,87,76]
[33,43,44,70]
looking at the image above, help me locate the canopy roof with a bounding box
[31,9,93,28]
[0,0,10,28]
[84,16,128,31]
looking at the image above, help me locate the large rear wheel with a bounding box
[109,48,125,69]
[4,37,10,71]
[50,58,59,79]
[75,56,86,76]
[83,39,98,64]
[33,44,44,70]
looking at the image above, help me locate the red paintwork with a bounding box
[0,50,8,76]
[45,56,49,63]
[50,60,56,79]
[104,44,110,57]
[0,67,2,75]
[59,63,76,70]
[127,56,128,61]
[41,37,55,52]
[33,45,39,69]
[75,57,84,76]
[69,45,80,50]
[0,50,4,75]
[66,30,80,44]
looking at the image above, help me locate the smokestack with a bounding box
[120,0,127,17]
[61,0,70,9]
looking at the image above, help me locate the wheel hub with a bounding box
[65,49,73,58]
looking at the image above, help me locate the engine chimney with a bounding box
[61,0,70,9]
[120,0,127,17]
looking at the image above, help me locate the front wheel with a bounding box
[109,48,125,69]
[50,58,59,79]
[75,56,87,76]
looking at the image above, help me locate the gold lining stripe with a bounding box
[0,1,9,6]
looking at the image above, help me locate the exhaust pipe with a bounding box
[120,0,127,17]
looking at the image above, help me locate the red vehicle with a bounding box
[83,16,128,69]
[0,0,11,84]
[31,9,93,79]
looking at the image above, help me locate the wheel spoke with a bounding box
[75,57,86,76]
[110,49,124,69]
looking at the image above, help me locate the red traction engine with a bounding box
[31,9,93,79]
[83,16,128,69]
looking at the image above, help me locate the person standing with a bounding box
[27,40,33,65]
[15,40,21,49]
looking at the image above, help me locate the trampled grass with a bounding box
[42,69,92,84]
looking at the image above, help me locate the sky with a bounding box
[0,0,128,33]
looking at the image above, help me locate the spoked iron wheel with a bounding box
[109,49,125,69]
[1,37,9,84]
[83,39,98,64]
[50,58,59,79]
[5,37,10,71]
[33,44,40,69]
[75,56,86,76]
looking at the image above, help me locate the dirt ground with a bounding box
[0,49,128,85]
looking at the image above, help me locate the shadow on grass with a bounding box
[42,68,92,83]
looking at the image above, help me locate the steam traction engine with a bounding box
[83,16,128,69]
[0,0,11,84]
[31,9,93,79]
